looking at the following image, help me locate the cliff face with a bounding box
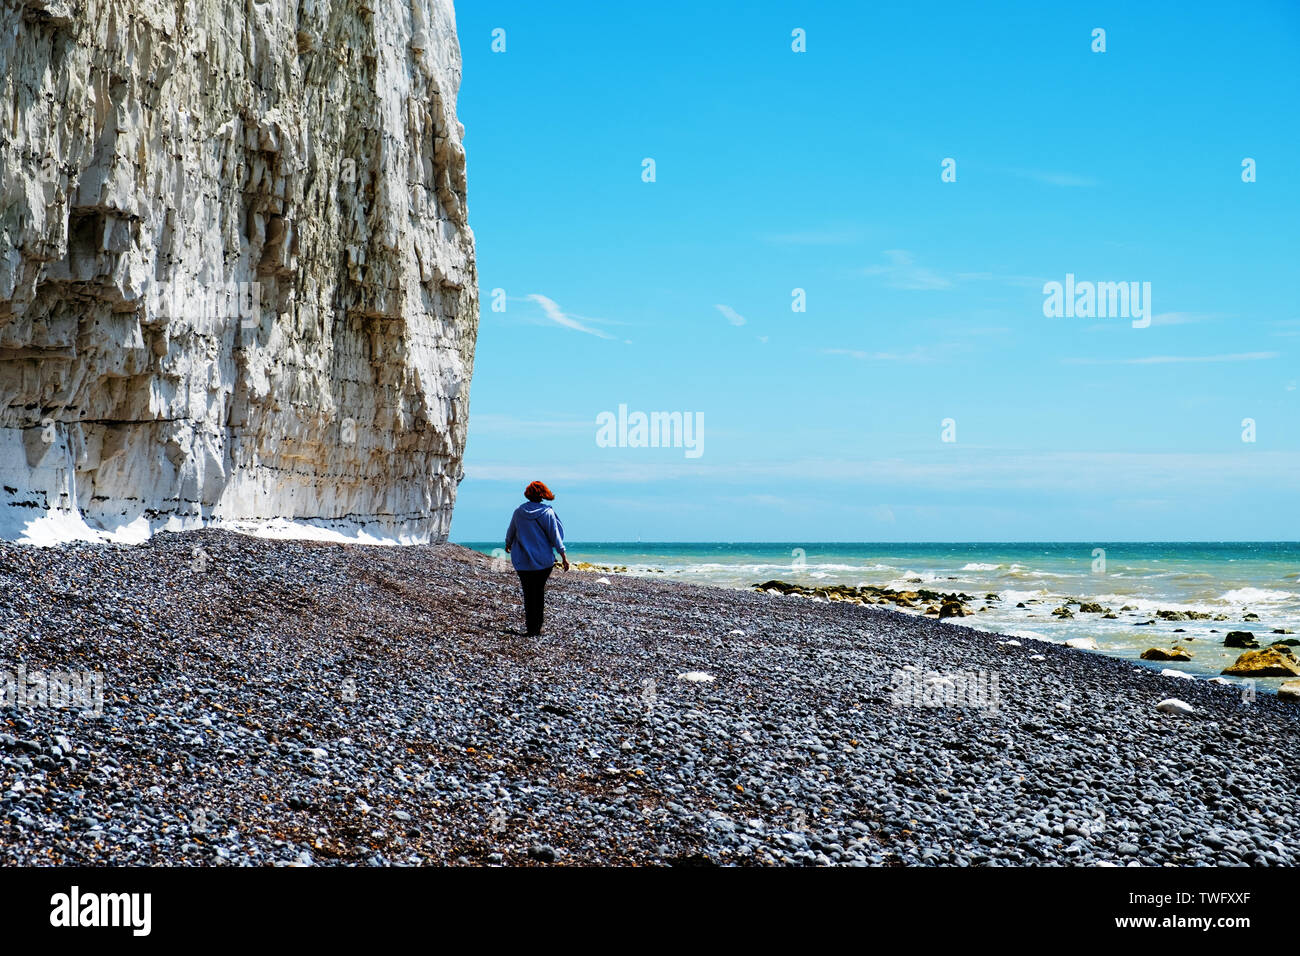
[0,0,477,543]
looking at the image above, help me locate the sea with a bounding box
[461,541,1300,687]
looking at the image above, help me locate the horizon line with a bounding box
[453,539,1300,547]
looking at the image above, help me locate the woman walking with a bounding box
[504,481,569,636]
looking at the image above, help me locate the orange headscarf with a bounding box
[524,481,555,501]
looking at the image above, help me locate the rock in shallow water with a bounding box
[1222,646,1300,678]
[1224,631,1260,649]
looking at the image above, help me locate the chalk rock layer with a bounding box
[0,0,477,543]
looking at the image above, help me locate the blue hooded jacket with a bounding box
[505,501,566,571]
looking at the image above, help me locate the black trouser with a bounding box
[517,566,553,635]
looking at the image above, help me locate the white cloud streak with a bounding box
[1063,352,1279,365]
[714,304,746,326]
[1007,168,1099,187]
[525,294,614,339]
[759,227,866,246]
[465,450,1300,493]
[863,249,952,290]
[822,346,949,363]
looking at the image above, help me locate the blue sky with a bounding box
[448,0,1299,543]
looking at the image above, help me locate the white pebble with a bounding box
[1065,637,1098,650]
[1029,654,1046,661]
[1160,669,1195,680]
[1155,698,1195,716]
[678,671,715,683]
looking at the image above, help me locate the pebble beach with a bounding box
[1,530,1296,866]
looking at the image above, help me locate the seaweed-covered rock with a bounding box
[1222,646,1300,678]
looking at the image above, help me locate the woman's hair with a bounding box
[524,480,555,501]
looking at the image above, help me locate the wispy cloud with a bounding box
[714,304,746,326]
[956,271,1049,289]
[468,413,593,434]
[759,227,866,246]
[1007,167,1099,188]
[525,294,614,339]
[861,252,1046,292]
[1085,312,1227,333]
[465,450,1300,493]
[823,346,951,363]
[862,250,952,290]
[1063,352,1280,365]
[1150,311,1223,326]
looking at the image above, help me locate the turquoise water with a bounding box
[460,542,1300,686]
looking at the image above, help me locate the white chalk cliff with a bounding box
[0,0,477,544]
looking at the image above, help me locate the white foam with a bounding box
[885,571,946,587]
[1219,587,1295,606]
[998,589,1052,604]
[1005,629,1057,643]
